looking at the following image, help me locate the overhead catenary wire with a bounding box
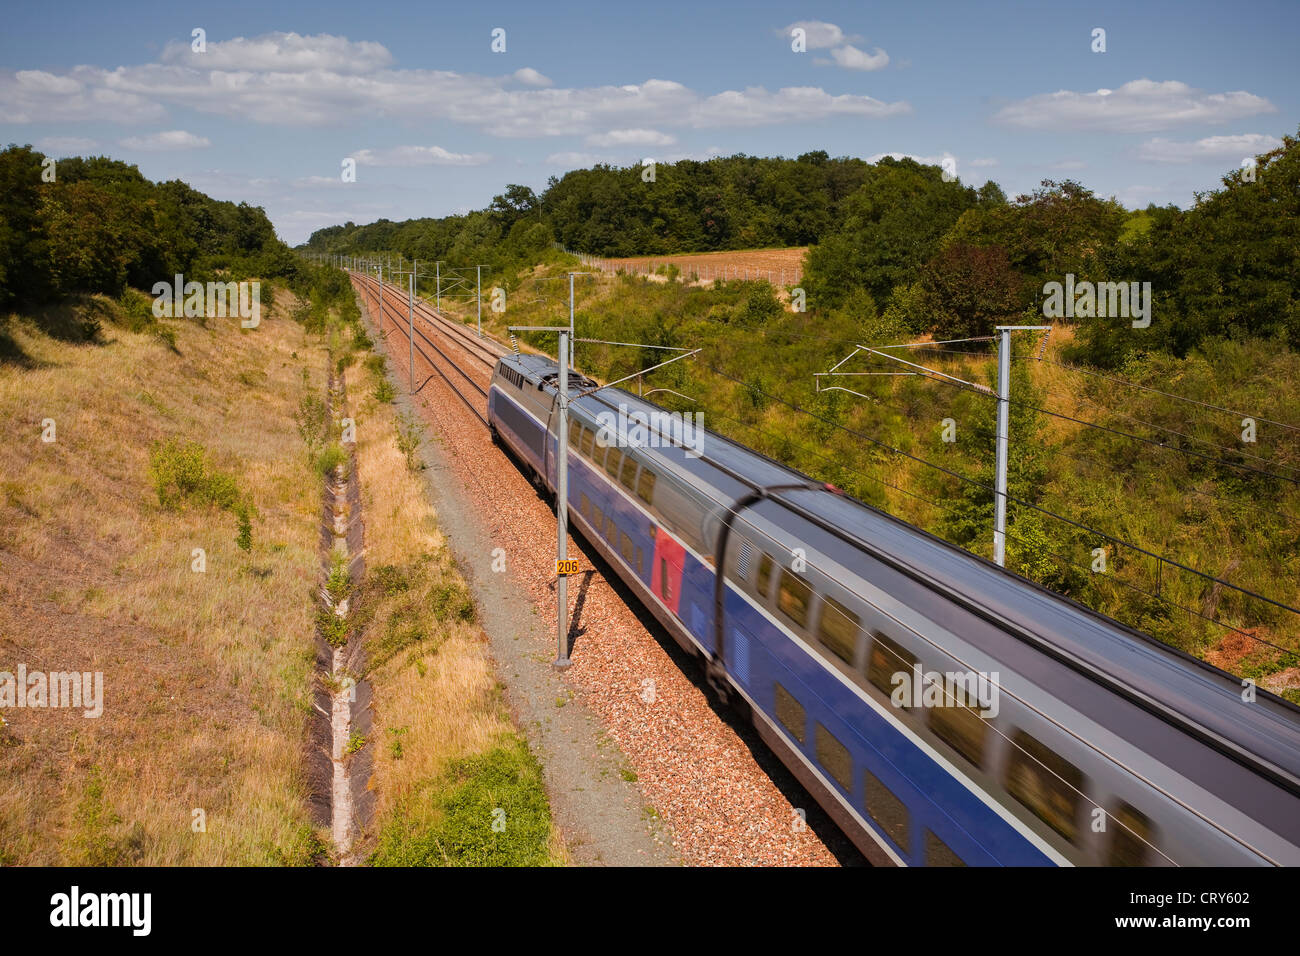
[699,360,1300,623]
[1041,356,1300,435]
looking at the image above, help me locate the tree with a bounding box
[804,157,980,309]
[919,243,1025,339]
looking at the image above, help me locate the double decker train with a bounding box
[488,351,1300,866]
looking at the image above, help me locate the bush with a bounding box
[316,441,349,479]
[148,438,255,546]
[370,737,555,866]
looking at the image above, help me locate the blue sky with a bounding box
[2,0,1295,244]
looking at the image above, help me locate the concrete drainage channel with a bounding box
[308,369,373,865]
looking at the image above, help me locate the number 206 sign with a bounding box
[556,559,580,575]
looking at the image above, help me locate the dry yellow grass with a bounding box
[0,293,328,865]
[348,360,566,863]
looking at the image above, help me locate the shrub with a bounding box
[316,441,349,479]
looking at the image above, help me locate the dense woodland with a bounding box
[0,144,353,350]
[306,130,1300,368]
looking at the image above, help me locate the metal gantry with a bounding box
[817,330,1046,567]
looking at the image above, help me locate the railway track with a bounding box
[343,267,854,866]
[350,271,503,426]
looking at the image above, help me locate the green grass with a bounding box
[369,735,558,866]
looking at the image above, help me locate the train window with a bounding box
[774,683,806,744]
[579,492,590,519]
[620,455,638,491]
[636,468,656,505]
[590,442,607,471]
[620,531,636,564]
[777,570,812,628]
[659,558,672,600]
[580,427,595,457]
[756,554,774,598]
[1105,801,1154,866]
[815,723,853,791]
[605,447,623,480]
[864,769,910,855]
[928,677,990,769]
[925,829,966,867]
[735,541,753,580]
[568,419,582,447]
[866,634,918,704]
[1004,729,1086,845]
[605,514,618,541]
[817,596,860,665]
[592,504,603,528]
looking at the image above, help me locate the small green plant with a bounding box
[295,393,328,450]
[395,412,423,471]
[317,607,349,647]
[316,442,349,479]
[344,731,366,756]
[326,553,351,603]
[387,726,409,760]
[373,377,396,403]
[235,503,253,552]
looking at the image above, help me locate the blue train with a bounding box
[488,352,1300,866]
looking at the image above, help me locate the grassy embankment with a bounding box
[0,276,566,865]
[0,289,327,864]
[440,260,1300,702]
[345,346,564,866]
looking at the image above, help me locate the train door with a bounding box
[651,528,686,617]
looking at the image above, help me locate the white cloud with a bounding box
[827,44,889,71]
[993,78,1275,132]
[968,157,999,168]
[691,85,907,127]
[784,21,888,71]
[544,151,611,167]
[0,68,165,123]
[36,136,99,153]
[585,128,676,147]
[780,21,856,49]
[0,30,909,147]
[1137,132,1283,163]
[512,67,552,87]
[160,32,392,74]
[118,129,211,150]
[353,145,491,166]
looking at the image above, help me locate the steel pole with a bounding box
[408,269,415,394]
[993,327,1011,566]
[555,330,571,668]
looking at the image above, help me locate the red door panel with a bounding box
[651,528,686,616]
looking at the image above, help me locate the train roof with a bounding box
[496,352,1300,787]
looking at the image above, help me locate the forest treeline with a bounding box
[0,144,352,336]
[304,129,1299,368]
